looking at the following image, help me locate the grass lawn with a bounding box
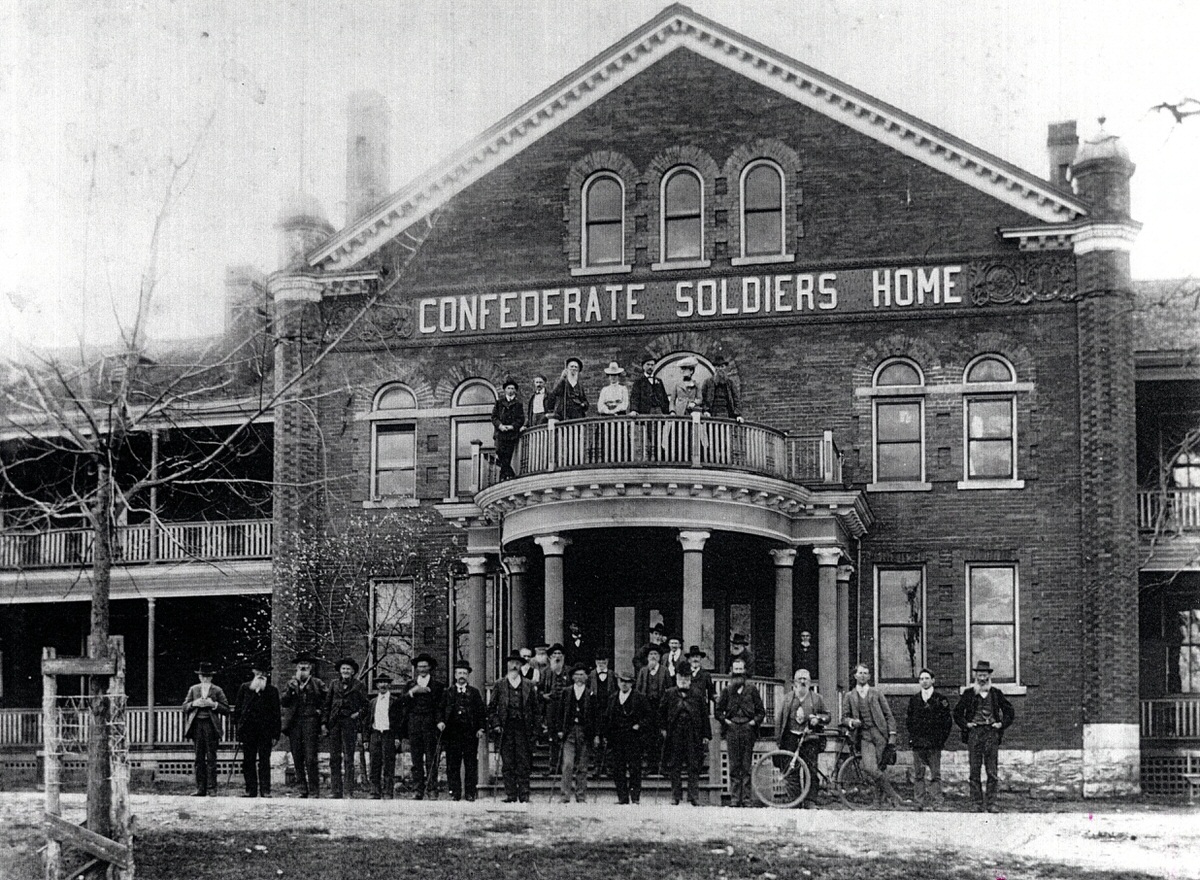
[127,831,1167,880]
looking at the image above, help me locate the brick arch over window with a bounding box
[564,151,640,269]
[350,367,436,418]
[721,139,803,261]
[852,334,945,389]
[434,359,509,404]
[645,146,720,264]
[957,334,1036,385]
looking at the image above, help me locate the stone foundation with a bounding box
[1082,723,1141,797]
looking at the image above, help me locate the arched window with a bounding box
[963,355,1018,482]
[451,379,497,498]
[371,384,418,501]
[582,173,624,268]
[661,167,703,262]
[872,358,925,484]
[741,160,785,258]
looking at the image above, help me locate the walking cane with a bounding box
[548,735,565,803]
[224,742,242,787]
[425,728,445,799]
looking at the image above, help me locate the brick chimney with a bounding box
[346,90,391,223]
[1071,119,1135,221]
[1047,120,1078,189]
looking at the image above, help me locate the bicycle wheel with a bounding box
[835,756,875,809]
[752,749,810,808]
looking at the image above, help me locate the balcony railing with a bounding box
[0,706,236,748]
[1141,697,1200,739]
[0,519,273,570]
[1138,489,1200,533]
[471,415,842,494]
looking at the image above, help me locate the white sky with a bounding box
[2,0,1198,350]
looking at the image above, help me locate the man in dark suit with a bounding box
[538,643,569,775]
[715,657,765,807]
[489,651,542,803]
[629,357,669,416]
[564,621,589,668]
[438,660,487,801]
[324,657,368,798]
[686,646,715,708]
[525,374,552,428]
[953,660,1016,813]
[492,376,525,481]
[588,651,617,777]
[796,630,817,679]
[363,674,405,799]
[406,653,445,799]
[635,645,669,775]
[280,652,327,798]
[554,662,601,803]
[604,670,648,804]
[233,663,281,798]
[634,622,667,671]
[183,661,231,797]
[659,665,710,805]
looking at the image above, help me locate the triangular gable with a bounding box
[310,3,1089,270]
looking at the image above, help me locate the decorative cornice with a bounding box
[309,5,1087,270]
[1071,222,1142,255]
[267,273,324,303]
[461,555,489,576]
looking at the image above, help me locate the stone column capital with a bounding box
[503,555,529,575]
[461,556,489,577]
[813,546,843,567]
[534,534,571,557]
[836,564,855,583]
[770,547,799,568]
[677,530,711,553]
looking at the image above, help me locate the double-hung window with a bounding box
[660,167,703,263]
[582,173,625,269]
[450,380,497,499]
[737,160,788,262]
[966,564,1019,684]
[876,567,926,683]
[962,356,1020,488]
[871,359,927,490]
[371,385,417,501]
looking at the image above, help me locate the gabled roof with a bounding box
[310,3,1090,270]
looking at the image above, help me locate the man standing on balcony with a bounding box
[233,663,281,798]
[953,660,1015,813]
[552,357,589,421]
[701,354,743,422]
[670,357,702,417]
[281,652,327,798]
[715,657,765,807]
[183,662,231,797]
[407,653,445,799]
[438,660,487,802]
[525,374,551,428]
[325,657,368,799]
[492,376,525,482]
[629,357,669,416]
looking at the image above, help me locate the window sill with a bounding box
[866,481,932,493]
[957,479,1025,491]
[651,258,711,271]
[570,264,632,277]
[362,498,420,509]
[730,253,795,267]
[958,684,1028,696]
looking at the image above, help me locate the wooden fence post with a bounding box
[108,636,132,879]
[42,647,61,880]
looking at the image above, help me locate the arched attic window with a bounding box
[582,172,625,268]
[661,167,703,262]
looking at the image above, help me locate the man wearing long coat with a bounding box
[233,663,281,797]
[324,657,368,798]
[659,666,710,805]
[183,662,231,797]
[280,652,327,798]
[439,660,487,801]
[489,651,542,803]
[492,377,525,481]
[604,671,648,804]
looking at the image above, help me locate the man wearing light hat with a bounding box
[491,376,525,481]
[183,661,231,797]
[604,670,648,804]
[953,660,1016,812]
[233,662,281,798]
[670,356,702,416]
[439,659,486,801]
[324,656,368,798]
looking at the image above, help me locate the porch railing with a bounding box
[1140,697,1200,739]
[0,519,273,570]
[1138,489,1200,533]
[0,706,236,748]
[471,415,842,493]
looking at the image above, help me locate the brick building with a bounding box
[5,4,1179,795]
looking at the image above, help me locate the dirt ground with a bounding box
[2,792,1197,880]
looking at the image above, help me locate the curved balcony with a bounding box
[452,415,871,548]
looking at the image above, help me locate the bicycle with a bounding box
[751,723,870,809]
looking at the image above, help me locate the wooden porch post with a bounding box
[146,597,156,748]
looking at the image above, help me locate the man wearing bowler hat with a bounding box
[555,662,601,802]
[281,651,327,798]
[728,631,755,675]
[233,662,281,798]
[407,653,445,799]
[660,664,710,805]
[634,621,668,671]
[489,650,541,802]
[635,644,669,775]
[686,645,715,708]
[538,642,569,775]
[439,659,487,801]
[183,661,231,796]
[953,660,1016,812]
[364,674,405,798]
[701,353,743,422]
[716,657,765,807]
[492,376,525,481]
[604,670,648,804]
[324,657,368,798]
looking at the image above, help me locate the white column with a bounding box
[504,556,529,653]
[146,597,156,747]
[461,555,490,792]
[836,564,854,697]
[813,547,843,696]
[770,548,798,680]
[534,535,570,645]
[677,530,710,652]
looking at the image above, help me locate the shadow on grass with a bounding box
[134,833,1169,880]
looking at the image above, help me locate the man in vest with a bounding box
[438,660,487,801]
[953,660,1016,812]
[489,650,541,803]
[604,670,648,804]
[280,652,327,798]
[324,657,368,798]
[715,657,765,807]
[407,653,445,799]
[555,662,601,803]
[233,663,281,798]
[364,674,405,799]
[635,644,669,775]
[659,664,710,805]
[183,661,231,797]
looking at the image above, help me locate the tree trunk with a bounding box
[86,464,113,861]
